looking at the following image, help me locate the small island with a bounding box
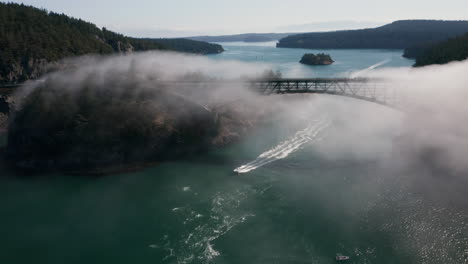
[299,53,334,65]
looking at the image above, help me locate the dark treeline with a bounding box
[0,2,223,84]
[402,42,438,59]
[141,38,224,54]
[277,20,468,54]
[413,33,468,67]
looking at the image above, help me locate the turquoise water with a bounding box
[208,41,414,78]
[0,45,467,264]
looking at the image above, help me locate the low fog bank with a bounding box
[1,49,467,263]
[5,51,284,173]
[5,49,468,183]
[369,61,468,172]
[308,60,468,209]
[253,61,468,263]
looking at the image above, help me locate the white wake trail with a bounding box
[234,117,331,174]
[350,59,391,78]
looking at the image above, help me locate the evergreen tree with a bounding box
[0,2,223,84]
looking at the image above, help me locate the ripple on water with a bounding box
[158,185,256,263]
[364,187,468,263]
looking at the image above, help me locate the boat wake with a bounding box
[234,116,331,174]
[350,59,390,78]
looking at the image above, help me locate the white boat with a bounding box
[336,254,350,261]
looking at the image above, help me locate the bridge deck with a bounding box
[249,78,398,107]
[0,78,400,107]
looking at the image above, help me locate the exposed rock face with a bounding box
[1,59,55,84]
[116,41,135,53]
[1,58,73,85]
[299,53,334,65]
[211,103,257,146]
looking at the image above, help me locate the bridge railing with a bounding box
[1,78,403,108]
[248,78,401,108]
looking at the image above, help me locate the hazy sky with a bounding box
[6,0,468,37]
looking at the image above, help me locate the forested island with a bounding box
[299,53,334,65]
[3,64,271,173]
[277,20,468,53]
[0,3,223,85]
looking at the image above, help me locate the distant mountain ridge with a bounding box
[0,2,223,84]
[189,33,294,43]
[277,20,468,53]
[141,38,224,54]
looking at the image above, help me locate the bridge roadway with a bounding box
[170,78,399,107]
[0,78,400,107]
[248,78,399,107]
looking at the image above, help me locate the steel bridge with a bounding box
[160,78,400,107]
[0,78,400,107]
[248,78,400,107]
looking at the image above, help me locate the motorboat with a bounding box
[336,254,350,261]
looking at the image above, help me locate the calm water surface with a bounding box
[207,41,413,78]
[0,43,466,264]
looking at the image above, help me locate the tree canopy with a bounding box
[0,2,223,84]
[277,20,468,51]
[413,33,468,67]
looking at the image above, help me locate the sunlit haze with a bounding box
[5,0,468,37]
[2,0,468,263]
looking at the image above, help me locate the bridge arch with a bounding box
[1,78,401,108]
[249,78,400,108]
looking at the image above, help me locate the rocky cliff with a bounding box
[1,59,61,85]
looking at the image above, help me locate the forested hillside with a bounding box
[0,2,223,84]
[413,33,468,67]
[277,20,468,52]
[142,38,223,54]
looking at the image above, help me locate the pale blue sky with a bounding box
[5,0,468,37]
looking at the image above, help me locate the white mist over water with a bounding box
[21,51,468,202]
[15,51,468,263]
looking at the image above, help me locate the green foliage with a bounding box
[143,38,224,54]
[277,20,468,50]
[7,80,218,170]
[413,33,468,67]
[403,42,438,59]
[0,2,163,84]
[300,53,334,65]
[0,2,223,84]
